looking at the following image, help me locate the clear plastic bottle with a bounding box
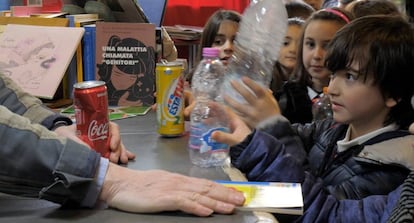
[188,47,229,168]
[221,0,288,103]
[312,87,333,121]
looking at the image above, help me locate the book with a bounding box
[30,12,69,18]
[217,181,304,215]
[95,22,156,107]
[0,16,69,27]
[164,25,202,41]
[12,0,63,16]
[0,24,84,99]
[10,6,43,17]
[82,24,96,81]
[66,14,101,27]
[0,16,70,99]
[23,0,63,13]
[65,14,102,97]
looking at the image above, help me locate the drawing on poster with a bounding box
[0,24,83,98]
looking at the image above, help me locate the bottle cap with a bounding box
[323,87,329,94]
[202,47,220,58]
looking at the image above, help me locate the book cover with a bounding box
[95,22,156,107]
[0,24,84,99]
[217,181,304,215]
[13,0,63,16]
[23,0,63,13]
[10,6,43,17]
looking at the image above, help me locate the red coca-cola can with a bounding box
[73,81,110,158]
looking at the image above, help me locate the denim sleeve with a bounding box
[0,106,101,207]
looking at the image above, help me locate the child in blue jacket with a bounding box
[213,15,414,222]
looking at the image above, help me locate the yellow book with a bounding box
[218,181,304,215]
[0,16,68,27]
[75,21,83,83]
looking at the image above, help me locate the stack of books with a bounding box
[164,25,203,41]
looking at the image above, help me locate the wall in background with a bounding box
[163,0,250,27]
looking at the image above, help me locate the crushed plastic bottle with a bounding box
[221,0,288,103]
[312,87,333,121]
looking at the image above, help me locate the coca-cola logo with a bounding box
[88,120,109,141]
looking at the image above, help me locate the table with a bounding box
[0,111,277,223]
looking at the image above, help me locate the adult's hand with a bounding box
[106,121,136,164]
[54,122,135,164]
[54,124,88,146]
[99,163,245,216]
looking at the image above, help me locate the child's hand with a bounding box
[224,77,281,129]
[211,106,252,146]
[183,89,194,121]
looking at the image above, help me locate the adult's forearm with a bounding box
[0,106,100,206]
[0,73,59,126]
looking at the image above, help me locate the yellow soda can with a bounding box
[156,62,185,137]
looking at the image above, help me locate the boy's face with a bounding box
[327,61,397,137]
[278,24,302,75]
[211,20,239,66]
[302,20,344,87]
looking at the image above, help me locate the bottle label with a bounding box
[163,76,184,118]
[200,127,228,153]
[188,125,228,153]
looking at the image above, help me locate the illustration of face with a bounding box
[211,20,239,66]
[278,24,303,75]
[32,45,56,69]
[110,65,138,90]
[31,44,54,60]
[302,20,344,87]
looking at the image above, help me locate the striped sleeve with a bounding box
[387,172,414,223]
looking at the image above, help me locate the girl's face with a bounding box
[303,0,323,10]
[302,20,344,86]
[278,24,302,75]
[110,65,138,90]
[211,19,239,66]
[328,61,396,138]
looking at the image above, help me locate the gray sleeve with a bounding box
[0,73,71,129]
[0,105,101,207]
